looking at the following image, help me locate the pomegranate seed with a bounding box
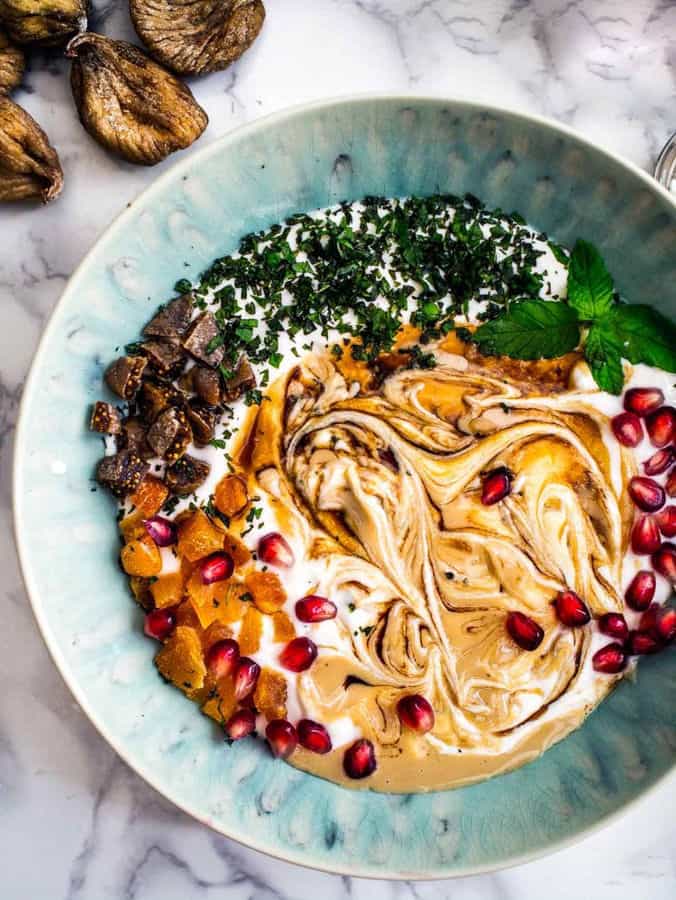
[598,612,628,641]
[655,506,676,538]
[646,406,676,448]
[258,532,294,568]
[206,639,239,680]
[143,608,175,641]
[343,738,377,779]
[639,603,660,636]
[295,595,337,623]
[225,708,256,740]
[643,447,673,476]
[199,551,234,585]
[611,412,643,447]
[625,630,662,655]
[651,542,676,580]
[506,611,544,651]
[554,590,591,627]
[279,637,318,672]
[631,516,661,555]
[667,469,676,498]
[625,570,656,610]
[297,719,332,754]
[397,694,435,733]
[624,387,665,417]
[143,515,177,547]
[655,606,676,643]
[592,643,627,674]
[265,719,298,759]
[628,477,665,513]
[234,657,260,699]
[481,467,512,505]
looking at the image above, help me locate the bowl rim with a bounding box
[12,93,676,880]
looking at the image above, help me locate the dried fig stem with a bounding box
[0,95,63,201]
[0,0,87,45]
[0,26,24,92]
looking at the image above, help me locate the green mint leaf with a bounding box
[472,300,580,360]
[597,305,676,372]
[567,239,614,320]
[584,325,624,394]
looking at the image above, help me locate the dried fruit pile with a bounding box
[0,0,266,202]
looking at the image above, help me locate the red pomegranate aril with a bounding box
[199,551,234,585]
[279,637,318,672]
[397,694,435,734]
[234,657,260,700]
[667,469,676,498]
[625,570,656,610]
[639,603,660,636]
[265,719,298,759]
[628,477,665,513]
[630,516,661,555]
[624,387,665,417]
[225,708,256,741]
[554,590,591,627]
[481,467,512,505]
[297,719,332,754]
[506,611,544,651]
[651,542,676,580]
[592,643,627,674]
[295,595,337,623]
[143,515,177,547]
[645,406,676,448]
[655,506,676,538]
[655,606,676,643]
[343,738,377,779]
[611,412,643,447]
[643,447,673,476]
[598,612,629,641]
[625,630,662,655]
[143,607,175,641]
[206,639,239,680]
[258,532,294,568]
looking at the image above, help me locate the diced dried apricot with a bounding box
[121,535,162,577]
[254,668,288,720]
[271,610,296,642]
[245,570,286,614]
[201,621,233,649]
[202,676,237,723]
[214,474,249,518]
[129,576,153,611]
[150,571,184,609]
[119,509,146,542]
[188,573,243,629]
[201,694,224,723]
[222,532,251,567]
[177,509,224,562]
[238,604,263,654]
[129,475,169,517]
[215,580,249,624]
[155,625,206,697]
[174,600,201,629]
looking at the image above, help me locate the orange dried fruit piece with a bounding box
[177,509,224,561]
[129,575,153,611]
[155,625,206,697]
[245,570,286,614]
[222,532,251,567]
[254,668,288,720]
[174,599,201,629]
[188,574,243,629]
[201,621,233,650]
[120,534,162,577]
[216,581,249,624]
[150,571,184,609]
[238,604,263,654]
[272,610,295,642]
[119,509,146,542]
[129,475,169,517]
[214,474,249,518]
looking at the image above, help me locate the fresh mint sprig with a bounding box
[471,239,676,394]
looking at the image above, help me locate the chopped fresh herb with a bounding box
[244,389,263,406]
[209,438,227,449]
[240,592,253,603]
[161,495,180,515]
[174,278,192,294]
[348,602,356,612]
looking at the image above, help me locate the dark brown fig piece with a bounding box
[0,95,63,201]
[181,311,224,367]
[223,355,256,401]
[0,27,24,92]
[142,294,193,341]
[0,0,86,45]
[165,453,210,496]
[129,0,265,77]
[192,365,222,405]
[137,379,183,424]
[66,32,208,166]
[116,417,154,460]
[104,355,147,401]
[96,450,148,497]
[89,401,121,435]
[186,397,216,445]
[146,407,192,461]
[139,340,186,378]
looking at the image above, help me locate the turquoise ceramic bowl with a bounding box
[14,97,676,878]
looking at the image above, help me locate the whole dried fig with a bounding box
[129,0,265,76]
[0,0,87,45]
[0,95,63,201]
[0,27,24,92]
[67,32,208,166]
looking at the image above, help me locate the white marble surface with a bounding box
[1,1,675,897]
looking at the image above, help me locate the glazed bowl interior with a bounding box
[14,97,676,879]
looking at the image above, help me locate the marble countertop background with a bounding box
[1,1,675,897]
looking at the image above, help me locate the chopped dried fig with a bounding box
[140,340,186,378]
[97,450,148,497]
[165,453,210,495]
[104,355,147,401]
[116,416,154,460]
[0,95,63,201]
[0,0,87,45]
[146,406,192,461]
[129,0,265,76]
[67,32,208,166]
[90,401,121,434]
[0,27,24,92]
[192,365,222,405]
[223,354,256,401]
[143,294,193,341]
[182,311,224,367]
[137,379,184,424]
[186,397,216,445]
